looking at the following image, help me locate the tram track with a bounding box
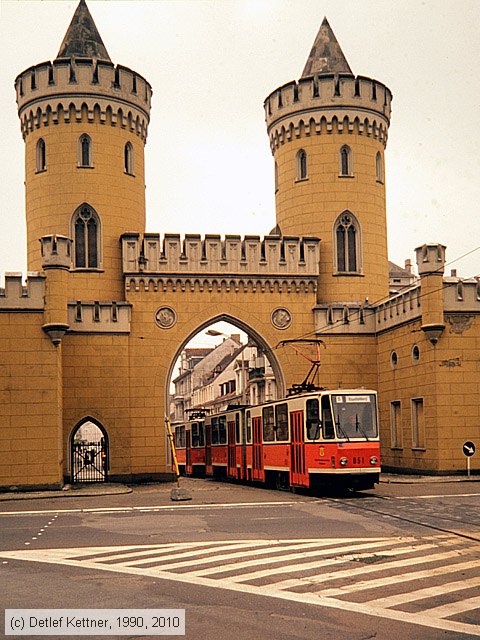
[323,494,480,543]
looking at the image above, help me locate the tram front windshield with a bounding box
[331,394,377,439]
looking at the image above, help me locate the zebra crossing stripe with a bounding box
[1,536,479,637]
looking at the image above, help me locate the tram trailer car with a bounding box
[174,389,380,492]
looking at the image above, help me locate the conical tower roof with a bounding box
[56,0,111,61]
[301,17,352,77]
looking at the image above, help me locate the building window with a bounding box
[335,211,360,273]
[78,134,93,167]
[339,145,353,177]
[412,397,425,449]
[36,138,46,172]
[376,151,383,183]
[274,161,279,192]
[390,401,402,448]
[72,204,101,269]
[412,345,420,363]
[124,142,134,175]
[296,149,308,181]
[391,351,398,368]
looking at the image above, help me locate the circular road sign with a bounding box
[463,441,476,457]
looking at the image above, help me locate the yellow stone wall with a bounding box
[377,318,480,474]
[0,313,63,488]
[274,128,388,304]
[25,114,146,300]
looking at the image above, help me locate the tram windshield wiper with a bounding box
[335,418,350,441]
[355,414,370,441]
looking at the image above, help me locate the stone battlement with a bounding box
[67,300,131,333]
[122,233,321,275]
[0,273,45,311]
[15,59,152,141]
[264,74,392,151]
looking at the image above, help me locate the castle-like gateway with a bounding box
[1,1,478,489]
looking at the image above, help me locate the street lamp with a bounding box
[205,329,249,404]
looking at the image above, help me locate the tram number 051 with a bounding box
[352,456,365,465]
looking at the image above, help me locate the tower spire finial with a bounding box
[301,17,352,78]
[56,0,111,61]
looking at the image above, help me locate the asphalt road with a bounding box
[1,478,479,640]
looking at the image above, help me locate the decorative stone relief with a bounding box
[447,314,474,335]
[154,306,177,329]
[271,307,292,330]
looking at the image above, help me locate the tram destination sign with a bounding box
[463,441,476,457]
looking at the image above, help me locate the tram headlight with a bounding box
[370,456,378,465]
[339,457,348,466]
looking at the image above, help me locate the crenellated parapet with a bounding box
[0,272,45,311]
[314,302,376,335]
[122,233,320,276]
[264,74,392,152]
[67,300,131,333]
[15,59,152,141]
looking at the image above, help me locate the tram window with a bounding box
[262,406,275,441]
[175,426,185,449]
[219,416,227,444]
[306,399,321,440]
[322,396,335,439]
[192,422,205,448]
[211,417,219,445]
[235,413,241,444]
[275,403,289,441]
[246,411,252,443]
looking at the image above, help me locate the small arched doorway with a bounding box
[70,418,109,483]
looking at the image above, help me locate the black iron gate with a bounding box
[71,437,108,483]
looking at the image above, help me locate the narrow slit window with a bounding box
[124,142,134,175]
[36,138,46,172]
[79,134,93,167]
[296,149,308,181]
[376,151,383,182]
[340,145,352,176]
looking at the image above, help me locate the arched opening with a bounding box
[296,149,308,181]
[36,138,46,172]
[71,203,101,269]
[78,133,93,167]
[70,418,109,483]
[339,145,352,176]
[124,142,134,175]
[166,317,285,428]
[334,211,361,273]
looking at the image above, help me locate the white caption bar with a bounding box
[5,610,185,636]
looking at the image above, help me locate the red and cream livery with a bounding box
[174,389,380,491]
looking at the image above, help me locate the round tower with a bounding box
[264,18,392,304]
[15,0,152,300]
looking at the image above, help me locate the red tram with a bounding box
[174,389,380,492]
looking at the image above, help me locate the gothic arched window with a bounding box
[335,211,360,273]
[296,149,308,181]
[124,142,134,175]
[36,138,46,172]
[376,151,383,183]
[78,134,93,168]
[72,204,101,268]
[339,145,353,177]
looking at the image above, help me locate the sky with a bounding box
[1,0,480,284]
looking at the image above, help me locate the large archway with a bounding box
[165,314,286,421]
[70,417,109,484]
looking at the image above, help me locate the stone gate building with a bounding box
[1,0,479,489]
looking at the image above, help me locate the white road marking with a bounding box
[367,576,480,609]
[1,535,479,637]
[395,493,480,500]
[0,500,303,517]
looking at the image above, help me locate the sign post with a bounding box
[462,441,476,477]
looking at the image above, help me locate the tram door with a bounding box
[252,416,264,481]
[205,424,212,475]
[227,419,236,478]
[185,431,192,475]
[290,410,308,486]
